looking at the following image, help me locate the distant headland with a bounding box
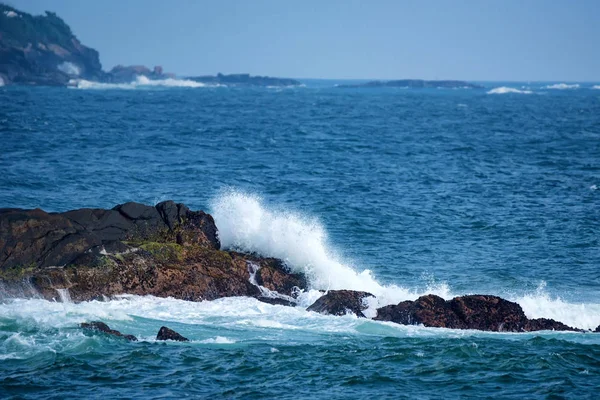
[337,79,483,89]
[0,4,301,87]
[0,4,481,89]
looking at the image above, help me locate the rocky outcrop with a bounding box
[373,294,579,332]
[80,321,137,341]
[338,79,483,89]
[186,73,301,87]
[105,65,175,83]
[0,201,306,302]
[306,290,374,317]
[156,326,189,342]
[0,199,592,334]
[595,325,600,333]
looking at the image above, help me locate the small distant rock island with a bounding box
[338,79,483,89]
[0,4,299,87]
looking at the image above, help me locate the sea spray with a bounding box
[69,75,210,90]
[55,288,72,304]
[211,189,453,307]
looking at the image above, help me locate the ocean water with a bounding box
[1,81,600,398]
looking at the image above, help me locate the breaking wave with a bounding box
[210,189,452,308]
[208,190,600,329]
[544,83,580,90]
[487,86,532,95]
[69,75,210,90]
[592,85,600,90]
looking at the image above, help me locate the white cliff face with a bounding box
[58,62,81,76]
[4,10,20,18]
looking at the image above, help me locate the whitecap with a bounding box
[487,86,532,94]
[543,83,580,90]
[199,336,236,344]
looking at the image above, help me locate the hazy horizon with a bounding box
[9,0,600,82]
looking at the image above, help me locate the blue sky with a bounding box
[10,0,600,81]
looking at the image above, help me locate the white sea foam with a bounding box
[487,86,532,95]
[592,85,600,90]
[210,189,452,308]
[69,75,208,90]
[199,336,236,344]
[543,83,580,90]
[514,282,600,331]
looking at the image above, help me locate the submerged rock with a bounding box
[156,326,189,342]
[256,296,297,307]
[374,294,578,332]
[307,290,375,318]
[0,201,307,302]
[80,321,137,341]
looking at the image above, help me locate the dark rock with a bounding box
[337,79,483,89]
[156,326,189,342]
[449,295,528,331]
[0,201,307,303]
[80,321,137,341]
[524,318,579,332]
[256,296,297,307]
[595,325,600,333]
[307,290,375,318]
[374,295,578,332]
[375,295,464,328]
[186,73,301,87]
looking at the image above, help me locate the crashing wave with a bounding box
[209,189,600,329]
[210,189,452,308]
[592,85,600,90]
[543,83,580,90]
[487,86,532,95]
[69,75,209,89]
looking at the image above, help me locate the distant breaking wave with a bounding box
[543,83,580,90]
[487,86,532,95]
[69,75,210,90]
[592,85,600,90]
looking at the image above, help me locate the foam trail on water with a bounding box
[487,86,532,95]
[69,75,211,90]
[210,190,451,307]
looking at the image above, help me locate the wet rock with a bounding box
[375,295,464,328]
[595,325,600,333]
[524,318,579,332]
[80,321,137,341]
[307,290,375,318]
[449,295,528,331]
[156,326,189,342]
[374,295,578,332]
[1,202,307,303]
[256,296,297,307]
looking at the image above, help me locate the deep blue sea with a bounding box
[1,80,600,399]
